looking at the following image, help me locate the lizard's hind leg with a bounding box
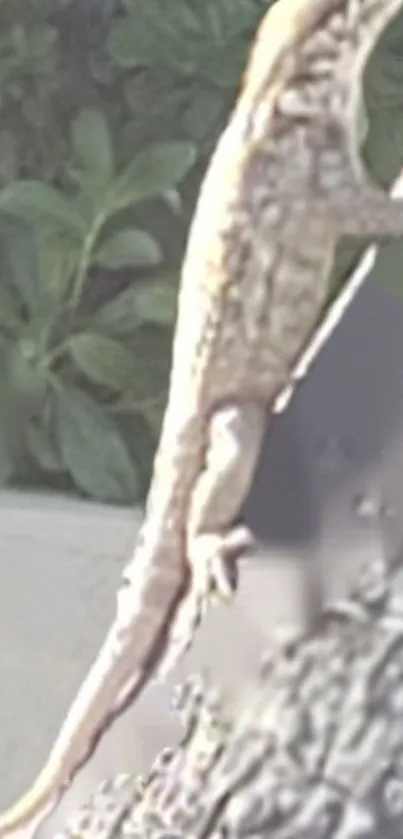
[187,401,267,610]
[160,402,266,673]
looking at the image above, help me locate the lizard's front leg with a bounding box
[186,401,268,607]
[330,180,403,239]
[170,401,268,657]
[163,402,267,667]
[339,188,403,239]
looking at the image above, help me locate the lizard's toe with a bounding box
[189,525,254,605]
[161,528,254,675]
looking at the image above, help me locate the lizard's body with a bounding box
[2,0,403,833]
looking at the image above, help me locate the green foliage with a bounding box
[108,0,262,86]
[54,386,139,504]
[0,105,195,502]
[112,0,266,157]
[0,0,401,504]
[0,0,262,504]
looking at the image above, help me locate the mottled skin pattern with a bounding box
[2,0,403,833]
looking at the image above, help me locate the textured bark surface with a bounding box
[54,550,403,839]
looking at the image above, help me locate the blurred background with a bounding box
[0,1,402,836]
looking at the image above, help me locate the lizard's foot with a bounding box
[188,524,253,610]
[159,526,253,677]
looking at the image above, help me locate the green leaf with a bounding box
[0,342,48,475]
[8,339,48,406]
[95,277,179,334]
[182,89,223,141]
[108,326,172,409]
[93,286,143,335]
[94,228,161,270]
[134,279,178,326]
[0,181,86,235]
[35,228,79,311]
[160,189,183,215]
[26,421,62,471]
[1,223,39,312]
[199,39,248,88]
[71,109,114,186]
[107,0,257,74]
[111,142,196,212]
[123,71,193,153]
[112,410,158,494]
[0,284,23,332]
[0,224,78,318]
[139,393,166,438]
[67,332,138,391]
[107,2,198,70]
[55,386,139,503]
[0,345,20,482]
[93,276,178,335]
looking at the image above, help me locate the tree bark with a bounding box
[56,550,403,839]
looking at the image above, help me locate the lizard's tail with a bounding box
[0,762,61,835]
[0,551,185,837]
[0,626,146,836]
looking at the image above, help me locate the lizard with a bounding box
[2,0,403,833]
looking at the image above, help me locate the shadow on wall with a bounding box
[244,280,403,609]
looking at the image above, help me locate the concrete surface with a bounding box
[1,279,403,837]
